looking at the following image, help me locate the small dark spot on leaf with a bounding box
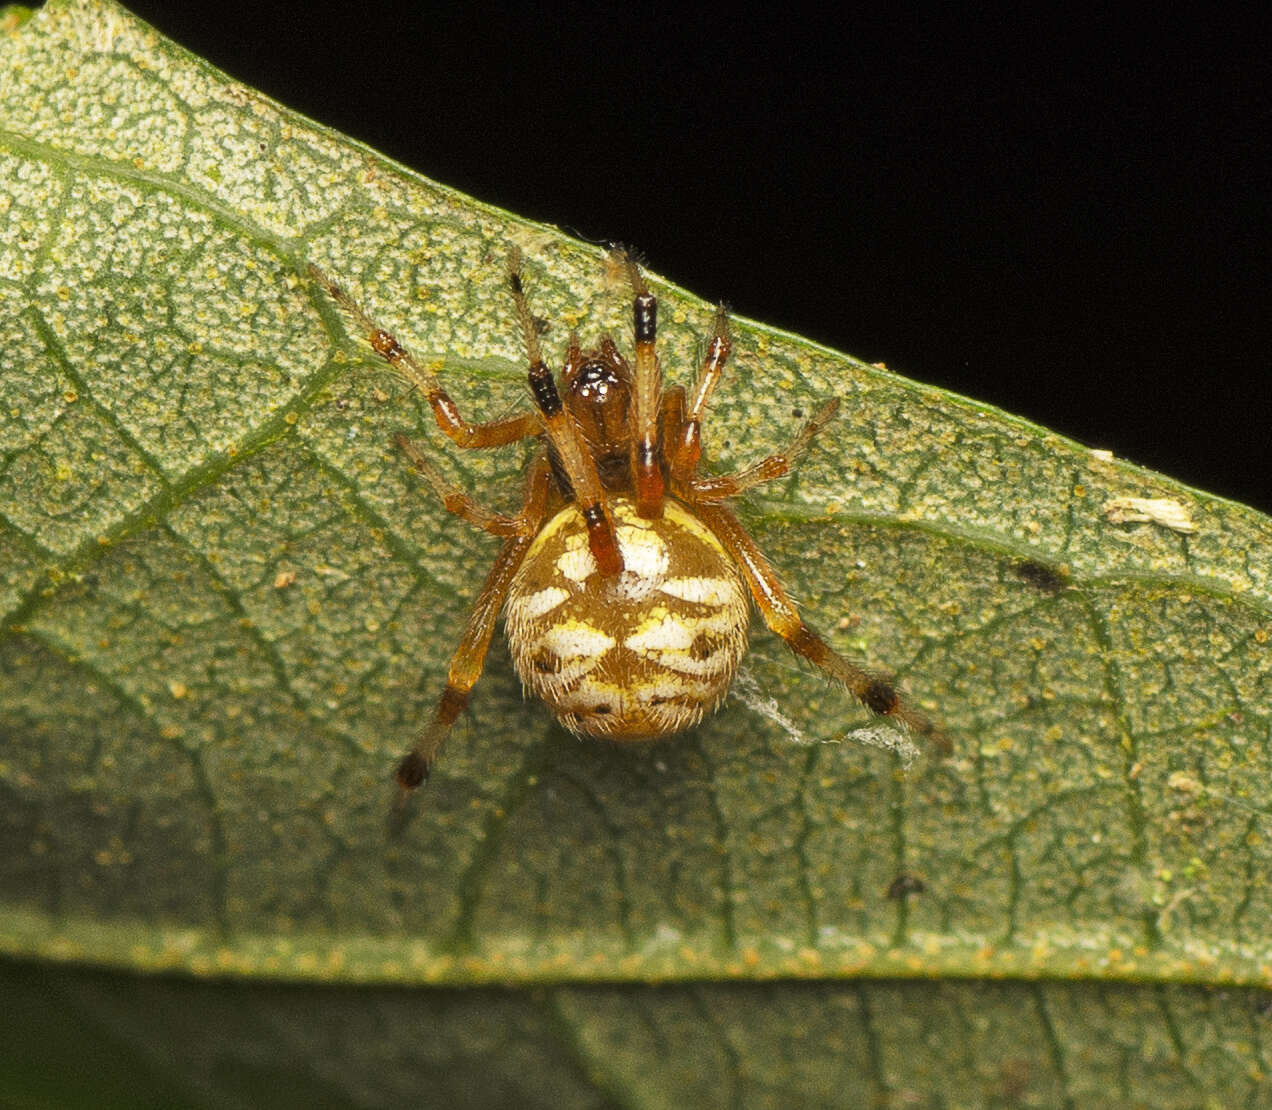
[1014,559,1068,593]
[887,873,926,900]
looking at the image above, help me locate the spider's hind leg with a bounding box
[393,533,531,792]
[394,454,551,796]
[691,500,945,751]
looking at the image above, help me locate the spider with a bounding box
[309,249,937,795]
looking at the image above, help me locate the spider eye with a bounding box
[573,359,621,401]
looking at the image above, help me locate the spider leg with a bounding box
[506,248,623,576]
[309,264,540,449]
[668,306,732,482]
[690,500,942,746]
[689,398,840,502]
[659,384,686,451]
[395,433,541,537]
[615,251,666,518]
[395,453,552,794]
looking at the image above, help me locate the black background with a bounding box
[120,4,1270,514]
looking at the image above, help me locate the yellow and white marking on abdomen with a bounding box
[504,497,750,739]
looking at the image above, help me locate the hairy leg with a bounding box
[691,499,943,747]
[309,264,540,448]
[395,455,552,794]
[690,399,839,502]
[506,249,623,575]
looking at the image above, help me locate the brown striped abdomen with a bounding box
[504,497,750,739]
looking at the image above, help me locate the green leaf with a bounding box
[2,1,1271,1103]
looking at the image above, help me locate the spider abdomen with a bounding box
[505,497,751,739]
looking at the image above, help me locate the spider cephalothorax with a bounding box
[310,249,937,796]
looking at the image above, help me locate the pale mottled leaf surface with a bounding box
[2,1,1272,1104]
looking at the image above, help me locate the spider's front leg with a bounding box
[614,252,665,517]
[505,249,625,576]
[308,264,540,449]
